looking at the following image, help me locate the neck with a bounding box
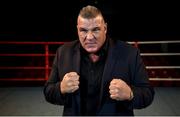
[89,53,100,63]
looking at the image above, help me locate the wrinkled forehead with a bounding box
[77,15,105,26]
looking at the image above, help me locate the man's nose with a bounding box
[86,31,94,40]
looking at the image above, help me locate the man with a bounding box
[44,5,154,116]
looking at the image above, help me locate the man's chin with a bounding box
[85,48,98,53]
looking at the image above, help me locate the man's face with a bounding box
[77,15,107,54]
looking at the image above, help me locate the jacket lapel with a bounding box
[72,43,81,75]
[72,43,81,114]
[98,39,118,110]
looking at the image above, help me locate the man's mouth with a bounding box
[85,43,97,47]
[86,43,95,45]
[85,42,96,45]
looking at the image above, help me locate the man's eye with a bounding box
[80,29,87,33]
[93,28,100,32]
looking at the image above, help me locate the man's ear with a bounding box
[104,23,107,33]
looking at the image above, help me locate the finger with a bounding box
[110,79,119,85]
[70,81,79,87]
[67,82,74,87]
[109,85,116,90]
[66,77,79,87]
[73,85,79,91]
[69,72,78,75]
[110,94,118,100]
[68,72,79,77]
[67,85,75,93]
[109,89,118,95]
[109,89,115,95]
[73,75,80,80]
[110,80,116,85]
[71,86,79,93]
[68,74,79,81]
[73,81,80,86]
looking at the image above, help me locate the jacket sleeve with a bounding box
[130,49,155,109]
[43,47,65,105]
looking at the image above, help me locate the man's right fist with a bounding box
[60,72,80,94]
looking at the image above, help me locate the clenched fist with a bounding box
[109,79,133,101]
[60,72,80,94]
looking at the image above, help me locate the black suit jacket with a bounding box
[44,38,154,116]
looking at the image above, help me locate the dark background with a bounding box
[0,0,180,42]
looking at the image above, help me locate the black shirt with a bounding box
[80,39,109,115]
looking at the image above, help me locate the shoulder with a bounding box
[114,40,138,53]
[110,39,140,61]
[56,40,79,52]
